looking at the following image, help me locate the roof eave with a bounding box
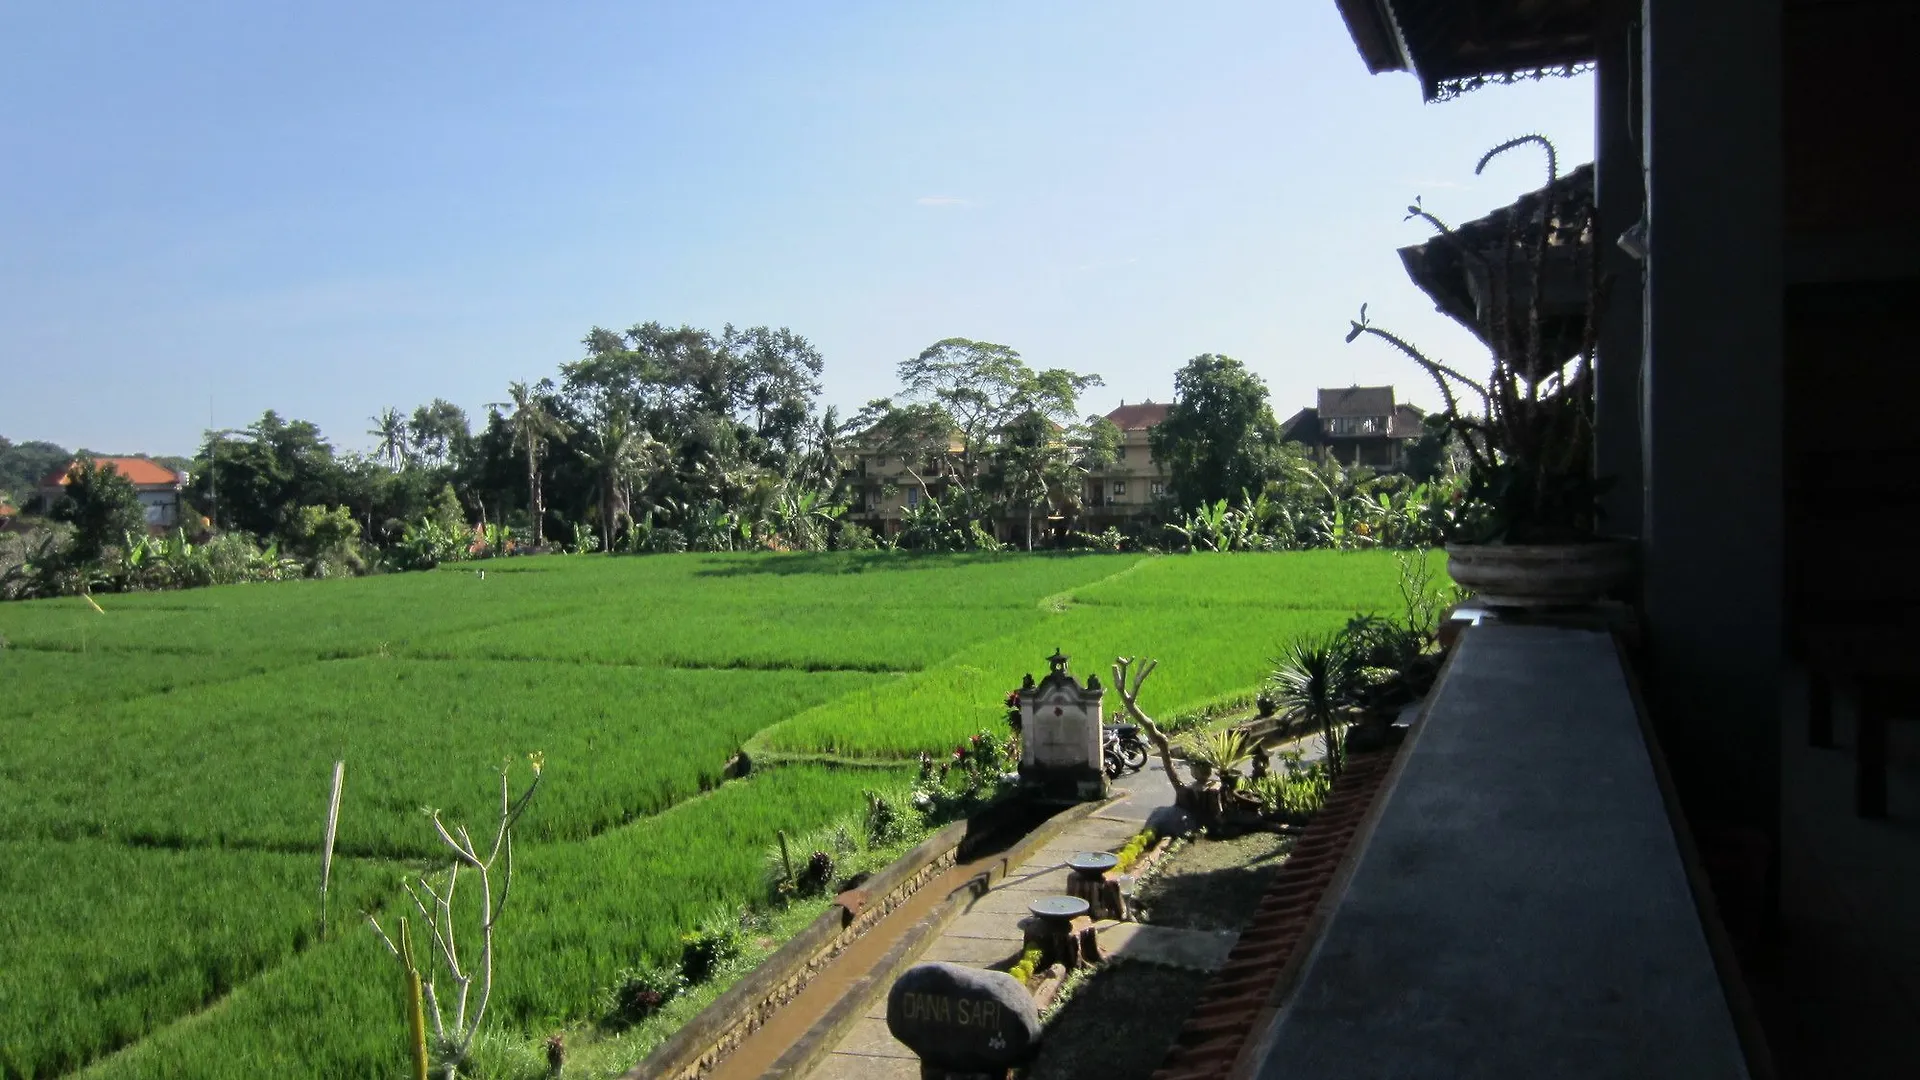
[1333,0,1413,74]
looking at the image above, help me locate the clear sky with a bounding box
[0,2,1593,458]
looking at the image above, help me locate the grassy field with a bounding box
[0,550,1421,1080]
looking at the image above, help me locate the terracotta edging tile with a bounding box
[1148,747,1400,1080]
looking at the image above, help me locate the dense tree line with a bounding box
[3,325,1471,600]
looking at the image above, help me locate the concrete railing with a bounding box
[1237,622,1759,1079]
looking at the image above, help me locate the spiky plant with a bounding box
[1176,727,1255,784]
[1345,134,1609,544]
[1269,633,1362,776]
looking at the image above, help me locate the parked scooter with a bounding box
[1102,723,1149,778]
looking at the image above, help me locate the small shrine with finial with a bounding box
[1017,648,1108,801]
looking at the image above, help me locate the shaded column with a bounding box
[1640,0,1784,919]
[1593,0,1644,538]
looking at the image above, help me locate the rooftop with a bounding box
[1316,385,1396,419]
[39,457,185,489]
[1106,402,1171,431]
[1333,0,1599,102]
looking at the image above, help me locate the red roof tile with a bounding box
[40,457,183,489]
[1106,402,1172,430]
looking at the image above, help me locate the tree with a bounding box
[0,437,72,509]
[408,400,470,468]
[187,412,344,540]
[52,456,146,564]
[799,405,851,494]
[286,504,364,574]
[897,338,1102,484]
[722,324,825,468]
[849,398,958,491]
[499,382,570,547]
[1149,354,1286,512]
[369,408,411,470]
[572,404,663,551]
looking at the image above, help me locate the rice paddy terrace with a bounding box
[0,550,1419,1079]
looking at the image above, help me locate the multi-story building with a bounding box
[843,402,1176,541]
[840,432,965,538]
[1082,402,1172,529]
[36,456,190,533]
[1278,385,1426,470]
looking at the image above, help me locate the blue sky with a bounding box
[0,2,1593,457]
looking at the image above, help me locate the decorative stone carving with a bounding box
[1017,649,1109,802]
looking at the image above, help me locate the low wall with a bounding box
[629,817,970,1080]
[1238,623,1753,1079]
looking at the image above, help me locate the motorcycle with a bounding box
[1102,723,1149,778]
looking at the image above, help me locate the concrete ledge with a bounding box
[1242,623,1751,1080]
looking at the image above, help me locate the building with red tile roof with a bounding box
[38,457,189,531]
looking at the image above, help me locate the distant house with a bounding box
[38,457,189,532]
[843,400,1177,541]
[1279,385,1426,471]
[1083,401,1172,525]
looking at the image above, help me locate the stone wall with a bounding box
[634,818,970,1080]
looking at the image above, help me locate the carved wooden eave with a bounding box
[1333,0,1599,102]
[1396,162,1596,380]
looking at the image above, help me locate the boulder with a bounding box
[1146,804,1198,839]
[886,962,1041,1071]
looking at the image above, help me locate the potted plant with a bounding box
[1346,134,1633,608]
[1176,727,1254,793]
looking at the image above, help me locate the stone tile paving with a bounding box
[806,761,1226,1080]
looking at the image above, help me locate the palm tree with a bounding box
[994,412,1079,550]
[573,404,662,552]
[804,405,849,492]
[497,382,570,547]
[369,408,409,471]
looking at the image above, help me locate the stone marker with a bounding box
[1146,804,1198,839]
[886,962,1042,1074]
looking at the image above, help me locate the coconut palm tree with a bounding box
[497,381,570,547]
[802,405,850,492]
[369,408,410,470]
[573,404,663,552]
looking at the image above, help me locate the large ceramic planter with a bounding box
[1444,539,1636,609]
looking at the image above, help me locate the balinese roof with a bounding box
[1397,162,1595,380]
[1104,402,1171,431]
[40,456,183,489]
[1318,385,1396,419]
[1279,407,1320,443]
[1390,402,1427,439]
[1334,0,1598,102]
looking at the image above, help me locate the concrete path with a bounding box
[806,759,1235,1080]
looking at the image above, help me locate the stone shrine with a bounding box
[1017,649,1108,802]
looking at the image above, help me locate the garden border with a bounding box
[758,797,1108,1080]
[624,816,968,1080]
[625,796,1104,1080]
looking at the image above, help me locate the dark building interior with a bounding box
[1326,1,1920,1076]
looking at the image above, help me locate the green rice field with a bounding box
[0,550,1424,1080]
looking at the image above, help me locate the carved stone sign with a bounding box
[886,962,1041,1071]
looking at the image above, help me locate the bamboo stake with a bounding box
[320,760,345,939]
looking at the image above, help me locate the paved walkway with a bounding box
[807,759,1240,1080]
